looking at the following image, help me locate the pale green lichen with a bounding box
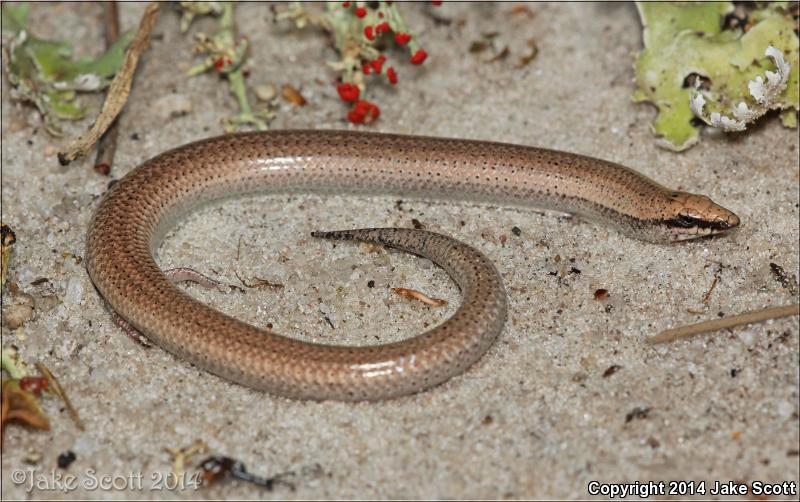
[1,347,29,380]
[180,1,274,132]
[691,45,791,131]
[633,2,799,151]
[1,2,134,136]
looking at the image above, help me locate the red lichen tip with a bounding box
[387,67,398,84]
[370,54,387,73]
[348,100,380,125]
[410,49,428,65]
[394,32,412,45]
[355,6,367,17]
[376,22,391,35]
[337,82,360,102]
[364,25,375,41]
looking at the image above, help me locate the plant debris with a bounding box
[1,224,17,290]
[1,379,50,449]
[3,303,34,330]
[35,363,84,431]
[93,1,123,176]
[633,2,798,150]
[1,347,30,380]
[281,84,307,106]
[1,2,135,136]
[198,456,296,490]
[625,406,651,423]
[391,287,447,306]
[648,303,800,345]
[517,38,538,68]
[181,2,274,131]
[770,262,798,296]
[165,439,208,477]
[58,2,160,164]
[234,271,284,290]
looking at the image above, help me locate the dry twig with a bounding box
[391,287,447,306]
[647,303,799,345]
[93,2,122,175]
[34,363,84,431]
[59,3,160,165]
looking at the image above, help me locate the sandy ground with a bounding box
[1,2,798,500]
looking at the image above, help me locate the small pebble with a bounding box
[255,84,277,102]
[777,400,795,419]
[736,330,755,347]
[18,267,36,284]
[65,277,83,304]
[57,451,77,469]
[23,451,42,465]
[2,303,34,329]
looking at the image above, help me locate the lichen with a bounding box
[180,1,274,132]
[1,2,134,136]
[690,46,791,131]
[277,1,432,124]
[633,2,799,151]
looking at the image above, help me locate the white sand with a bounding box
[2,3,798,499]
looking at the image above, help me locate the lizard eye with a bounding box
[673,214,700,228]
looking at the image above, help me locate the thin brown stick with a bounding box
[59,3,160,165]
[701,274,718,305]
[34,363,85,431]
[391,287,447,306]
[647,303,800,345]
[94,2,121,176]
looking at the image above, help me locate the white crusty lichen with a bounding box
[690,45,791,132]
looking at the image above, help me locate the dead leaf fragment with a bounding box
[488,45,510,63]
[469,40,490,53]
[166,440,208,476]
[282,85,307,106]
[507,5,536,18]
[391,288,447,307]
[1,224,17,289]
[517,38,539,67]
[234,271,284,289]
[35,363,84,431]
[1,379,50,448]
[58,3,160,164]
